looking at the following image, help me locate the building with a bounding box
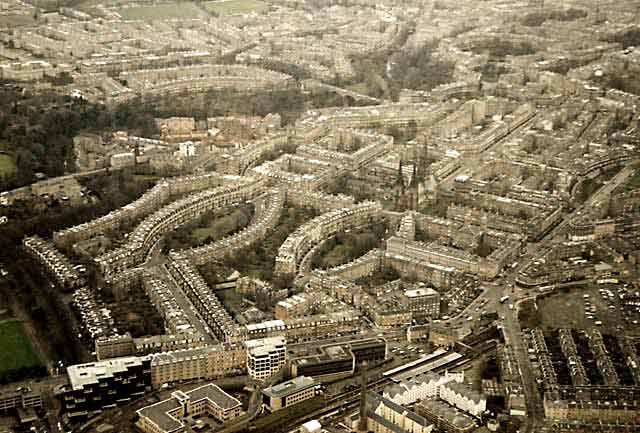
[58,356,152,414]
[439,382,487,418]
[430,325,471,347]
[150,344,246,387]
[351,392,434,433]
[95,334,136,360]
[275,294,313,320]
[299,420,323,433]
[136,384,242,433]
[349,339,388,364]
[23,235,83,290]
[290,338,387,381]
[0,389,43,412]
[290,345,355,381]
[245,336,287,381]
[244,312,361,343]
[416,399,477,433]
[262,376,316,411]
[403,287,440,318]
[383,371,464,406]
[275,202,382,278]
[96,177,264,279]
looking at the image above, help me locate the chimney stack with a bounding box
[357,361,368,432]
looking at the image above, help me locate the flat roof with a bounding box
[67,356,145,391]
[137,384,241,433]
[262,376,315,399]
[404,287,438,298]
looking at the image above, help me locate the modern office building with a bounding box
[403,287,441,318]
[245,336,287,381]
[59,356,152,414]
[262,376,316,411]
[136,384,242,433]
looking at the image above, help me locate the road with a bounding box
[154,264,218,344]
[435,106,637,432]
[441,111,538,186]
[547,163,637,239]
[485,161,640,432]
[215,386,262,433]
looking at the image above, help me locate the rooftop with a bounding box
[404,287,438,298]
[262,376,315,398]
[137,384,241,432]
[67,356,146,391]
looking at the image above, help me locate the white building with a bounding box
[383,371,463,406]
[245,336,286,381]
[439,381,487,418]
[179,141,197,157]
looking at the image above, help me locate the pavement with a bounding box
[155,264,218,344]
[480,161,640,432]
[436,109,638,432]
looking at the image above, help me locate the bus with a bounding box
[597,278,618,284]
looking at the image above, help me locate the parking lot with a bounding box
[537,281,640,335]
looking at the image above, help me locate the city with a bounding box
[0,0,639,433]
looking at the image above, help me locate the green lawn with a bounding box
[191,207,251,243]
[0,154,16,177]
[217,288,244,313]
[203,0,268,15]
[0,320,40,375]
[118,2,207,20]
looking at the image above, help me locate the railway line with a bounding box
[271,338,498,433]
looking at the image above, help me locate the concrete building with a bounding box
[290,338,386,381]
[245,336,287,381]
[58,356,152,414]
[403,287,441,318]
[262,376,316,411]
[136,384,242,433]
[0,389,43,413]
